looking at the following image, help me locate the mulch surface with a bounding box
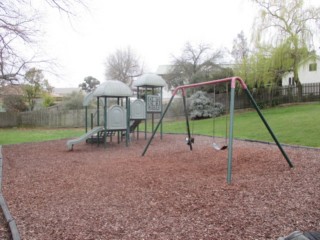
[1,134,319,239]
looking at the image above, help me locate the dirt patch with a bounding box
[2,134,320,239]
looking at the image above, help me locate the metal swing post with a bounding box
[182,89,193,150]
[141,93,176,156]
[243,88,294,168]
[212,84,228,151]
[226,78,236,184]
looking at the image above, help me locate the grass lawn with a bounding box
[0,103,319,147]
[0,128,84,145]
[158,102,320,148]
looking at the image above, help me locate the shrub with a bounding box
[189,91,224,120]
[3,95,28,112]
[61,91,84,110]
[43,93,55,107]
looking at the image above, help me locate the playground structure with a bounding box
[142,76,294,184]
[133,73,167,139]
[67,76,294,183]
[67,74,166,150]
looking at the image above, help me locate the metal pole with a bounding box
[244,88,294,168]
[145,87,147,140]
[91,113,93,130]
[182,89,193,151]
[160,86,163,140]
[104,97,107,147]
[152,87,154,133]
[126,97,130,147]
[227,80,236,184]
[137,87,140,140]
[142,93,176,156]
[85,106,88,133]
[97,97,100,126]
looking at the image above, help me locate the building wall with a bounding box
[282,58,320,86]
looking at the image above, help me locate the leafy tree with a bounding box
[105,46,143,86]
[206,67,234,92]
[252,0,320,95]
[43,79,54,93]
[79,76,100,92]
[23,68,53,110]
[166,42,223,89]
[268,39,308,86]
[3,95,28,112]
[247,47,274,88]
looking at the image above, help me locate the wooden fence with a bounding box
[0,83,319,128]
[0,109,87,128]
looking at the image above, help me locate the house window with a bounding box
[309,63,317,71]
[289,77,292,85]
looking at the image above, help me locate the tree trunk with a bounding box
[293,67,302,102]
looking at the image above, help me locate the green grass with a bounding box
[0,103,319,147]
[0,127,84,145]
[155,103,320,148]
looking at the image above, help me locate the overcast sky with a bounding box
[36,0,320,88]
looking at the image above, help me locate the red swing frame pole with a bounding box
[171,77,247,96]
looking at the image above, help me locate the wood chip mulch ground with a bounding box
[1,134,319,239]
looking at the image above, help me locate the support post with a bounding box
[227,79,236,183]
[104,97,107,147]
[160,86,163,140]
[85,106,88,133]
[142,93,176,156]
[97,97,100,126]
[91,113,93,130]
[244,88,294,168]
[182,89,193,150]
[126,97,130,147]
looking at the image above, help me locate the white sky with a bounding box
[36,0,320,88]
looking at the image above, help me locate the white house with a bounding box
[282,56,320,86]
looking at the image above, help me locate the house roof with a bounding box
[52,88,81,97]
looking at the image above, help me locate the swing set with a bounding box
[211,84,228,150]
[185,84,228,151]
[141,77,294,184]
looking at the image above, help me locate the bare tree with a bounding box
[0,0,87,86]
[0,1,38,84]
[166,42,223,89]
[232,31,250,82]
[105,46,143,86]
[232,31,249,63]
[44,0,88,15]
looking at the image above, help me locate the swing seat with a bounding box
[185,137,194,145]
[212,142,228,150]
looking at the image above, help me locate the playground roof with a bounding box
[134,73,166,87]
[83,92,94,107]
[93,80,133,97]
